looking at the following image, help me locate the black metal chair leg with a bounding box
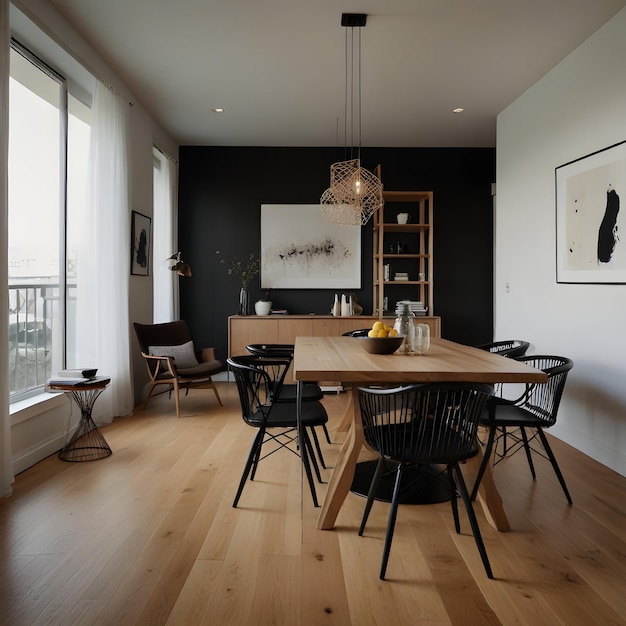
[299,429,319,507]
[249,427,266,481]
[499,425,508,457]
[448,465,461,533]
[520,426,536,480]
[471,424,497,501]
[380,464,404,580]
[309,427,326,469]
[233,429,264,507]
[453,463,494,579]
[303,430,324,483]
[359,456,385,536]
[322,423,332,444]
[536,428,572,504]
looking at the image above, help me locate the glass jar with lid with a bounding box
[393,303,416,354]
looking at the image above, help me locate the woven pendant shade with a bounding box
[321,159,383,226]
[321,15,383,226]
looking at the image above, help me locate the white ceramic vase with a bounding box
[254,300,272,316]
[332,294,341,316]
[341,294,351,316]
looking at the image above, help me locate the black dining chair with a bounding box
[341,328,371,337]
[357,382,495,580]
[246,343,331,454]
[227,355,328,508]
[477,339,530,358]
[471,355,574,504]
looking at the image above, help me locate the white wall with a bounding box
[495,8,626,477]
[8,0,178,472]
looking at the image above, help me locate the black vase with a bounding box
[239,288,249,316]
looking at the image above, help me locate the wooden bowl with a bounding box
[357,336,404,354]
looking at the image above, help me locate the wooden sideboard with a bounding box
[228,315,441,359]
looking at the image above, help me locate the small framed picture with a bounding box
[131,210,151,276]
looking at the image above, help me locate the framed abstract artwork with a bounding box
[260,204,361,289]
[131,210,151,276]
[556,140,626,283]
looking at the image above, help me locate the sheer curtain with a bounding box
[152,148,178,322]
[1,0,14,496]
[74,80,133,424]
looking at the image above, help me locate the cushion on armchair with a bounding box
[149,340,199,369]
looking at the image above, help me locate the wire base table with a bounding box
[46,377,112,462]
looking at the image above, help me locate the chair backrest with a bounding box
[357,383,493,465]
[133,320,193,353]
[246,344,294,361]
[478,340,530,358]
[342,328,371,337]
[227,355,291,425]
[512,355,573,426]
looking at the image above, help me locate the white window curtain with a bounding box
[1,0,14,497]
[74,80,133,424]
[153,148,178,322]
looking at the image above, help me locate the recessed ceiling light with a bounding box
[212,108,224,113]
[452,108,464,113]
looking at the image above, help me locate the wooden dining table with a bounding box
[293,335,547,531]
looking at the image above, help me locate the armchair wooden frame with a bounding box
[134,321,225,418]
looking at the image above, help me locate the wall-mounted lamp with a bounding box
[167,252,192,277]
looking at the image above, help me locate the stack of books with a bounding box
[393,272,409,281]
[395,300,428,316]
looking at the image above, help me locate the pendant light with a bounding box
[321,13,383,226]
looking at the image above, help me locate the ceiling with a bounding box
[48,0,626,148]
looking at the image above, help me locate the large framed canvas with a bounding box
[556,140,626,283]
[131,210,151,276]
[261,204,361,289]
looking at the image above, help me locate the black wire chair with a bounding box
[246,343,331,454]
[341,328,371,337]
[471,355,574,504]
[477,340,530,358]
[227,355,328,508]
[357,382,495,580]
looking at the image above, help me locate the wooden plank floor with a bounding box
[1,382,625,625]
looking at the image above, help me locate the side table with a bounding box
[46,376,112,462]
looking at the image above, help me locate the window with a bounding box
[8,41,91,400]
[152,147,177,322]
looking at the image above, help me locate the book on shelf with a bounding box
[395,300,428,315]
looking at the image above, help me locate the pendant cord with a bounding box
[357,26,362,162]
[343,28,348,161]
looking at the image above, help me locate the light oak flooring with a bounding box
[1,382,625,625]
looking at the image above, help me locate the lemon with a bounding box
[372,321,383,332]
[388,328,398,337]
[367,329,378,338]
[378,329,389,338]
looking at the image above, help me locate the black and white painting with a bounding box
[131,210,151,276]
[261,204,361,289]
[556,140,626,283]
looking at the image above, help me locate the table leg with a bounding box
[317,387,364,530]
[462,445,510,532]
[333,390,353,443]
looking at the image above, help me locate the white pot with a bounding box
[254,300,272,316]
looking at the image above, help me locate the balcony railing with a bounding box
[8,282,59,398]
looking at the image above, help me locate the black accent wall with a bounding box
[178,146,495,361]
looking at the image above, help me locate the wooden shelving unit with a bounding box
[372,172,433,317]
